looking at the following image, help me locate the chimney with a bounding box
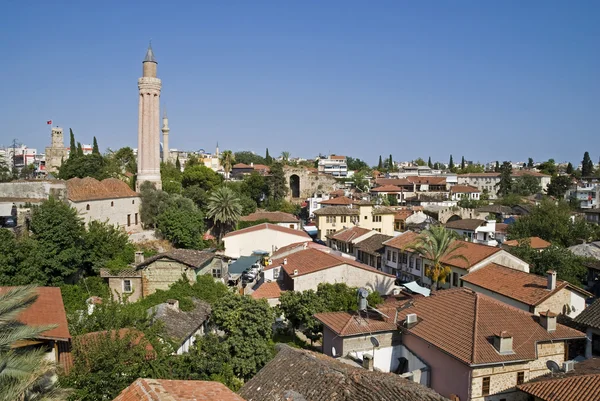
[166,299,179,311]
[293,269,299,276]
[283,258,288,265]
[135,251,144,264]
[547,270,557,291]
[405,313,418,329]
[539,310,557,332]
[362,354,374,371]
[493,331,513,354]
[250,162,254,167]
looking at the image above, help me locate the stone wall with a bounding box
[437,206,488,224]
[141,260,196,297]
[283,167,338,202]
[0,180,67,202]
[535,288,571,316]
[108,277,142,302]
[70,196,142,233]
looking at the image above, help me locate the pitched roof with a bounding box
[503,236,551,249]
[495,223,508,233]
[0,287,71,341]
[239,344,449,401]
[136,249,215,269]
[354,233,393,255]
[450,185,480,193]
[66,177,139,201]
[517,358,600,401]
[232,163,252,169]
[440,240,502,270]
[99,268,142,278]
[329,226,371,242]
[251,281,287,300]
[375,178,413,187]
[271,248,395,278]
[445,218,487,231]
[77,328,155,360]
[406,176,447,185]
[313,206,359,216]
[252,164,271,172]
[148,299,211,342]
[460,263,588,306]
[395,210,414,220]
[575,298,600,330]
[371,185,404,193]
[475,205,514,214]
[240,210,299,223]
[270,241,330,259]
[383,231,419,250]
[329,155,346,160]
[319,196,355,205]
[113,378,245,401]
[395,288,585,366]
[223,223,311,239]
[373,206,396,215]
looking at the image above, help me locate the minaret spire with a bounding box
[144,41,157,63]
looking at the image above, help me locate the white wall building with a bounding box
[318,155,348,177]
[223,223,312,259]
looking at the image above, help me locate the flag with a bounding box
[47,120,52,125]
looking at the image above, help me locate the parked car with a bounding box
[2,217,16,228]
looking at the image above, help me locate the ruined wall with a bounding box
[283,167,339,202]
[141,260,196,297]
[0,180,67,202]
[437,206,488,224]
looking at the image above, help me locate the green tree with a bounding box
[181,164,222,191]
[527,158,534,168]
[408,225,467,289]
[219,150,235,179]
[388,154,394,171]
[267,162,287,202]
[566,162,574,175]
[233,151,266,166]
[206,187,243,241]
[175,156,181,171]
[156,196,206,249]
[265,148,272,166]
[547,175,572,198]
[460,156,465,170]
[346,157,369,171]
[414,157,426,166]
[494,161,500,172]
[160,162,182,194]
[280,151,290,165]
[351,170,369,192]
[139,182,171,228]
[538,159,557,176]
[68,129,77,160]
[240,172,269,205]
[84,221,134,273]
[377,155,383,170]
[449,155,454,171]
[30,198,86,285]
[582,151,594,177]
[92,137,100,155]
[211,294,275,379]
[0,286,58,401]
[427,157,432,168]
[512,174,542,196]
[496,161,513,197]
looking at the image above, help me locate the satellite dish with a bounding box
[370,337,380,348]
[546,360,561,373]
[332,346,337,357]
[358,288,369,299]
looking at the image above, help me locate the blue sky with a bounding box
[1,1,598,165]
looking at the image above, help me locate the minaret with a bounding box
[215,142,220,158]
[136,43,162,190]
[162,111,170,163]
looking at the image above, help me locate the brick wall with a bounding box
[534,288,570,316]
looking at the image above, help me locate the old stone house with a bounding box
[313,202,395,241]
[354,233,393,270]
[100,249,215,301]
[574,298,600,358]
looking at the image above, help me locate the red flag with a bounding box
[47,120,52,125]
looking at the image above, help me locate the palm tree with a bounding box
[280,151,290,165]
[408,225,468,290]
[206,186,243,241]
[0,286,58,401]
[219,150,235,179]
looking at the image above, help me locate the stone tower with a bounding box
[44,127,67,175]
[162,111,170,163]
[136,43,162,191]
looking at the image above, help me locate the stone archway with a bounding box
[447,215,462,223]
[290,174,300,198]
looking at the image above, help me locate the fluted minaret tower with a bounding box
[162,111,170,163]
[136,43,162,190]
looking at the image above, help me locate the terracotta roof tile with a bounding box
[450,185,480,193]
[270,241,330,260]
[66,177,138,202]
[518,374,600,401]
[382,231,419,250]
[315,310,398,336]
[240,210,299,223]
[233,163,251,169]
[460,263,577,306]
[0,287,71,341]
[406,176,447,185]
[445,218,487,231]
[239,344,449,401]
[329,226,371,242]
[375,178,413,187]
[371,185,404,193]
[319,196,355,205]
[503,236,551,249]
[395,288,585,365]
[251,281,287,300]
[136,249,215,269]
[329,155,346,160]
[395,210,414,220]
[271,248,395,278]
[575,298,600,330]
[440,240,501,270]
[223,223,310,239]
[495,223,508,233]
[113,378,245,401]
[313,206,359,216]
[354,233,393,255]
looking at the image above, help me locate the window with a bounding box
[482,377,490,396]
[289,224,295,229]
[409,257,414,268]
[374,228,381,232]
[127,214,131,227]
[135,213,138,225]
[341,216,347,223]
[111,201,114,207]
[86,204,90,211]
[387,250,391,261]
[273,269,280,279]
[402,253,408,263]
[123,279,132,293]
[326,216,336,223]
[392,252,397,263]
[416,258,421,271]
[132,200,135,204]
[516,371,524,385]
[364,215,368,220]
[326,229,336,236]
[372,215,382,222]
[212,268,221,279]
[452,272,459,287]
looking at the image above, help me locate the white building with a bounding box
[318,155,348,177]
[445,218,497,246]
[568,182,599,209]
[223,223,311,259]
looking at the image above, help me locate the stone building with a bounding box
[66,177,142,232]
[313,202,396,241]
[44,127,67,174]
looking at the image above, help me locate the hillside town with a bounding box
[3,4,600,401]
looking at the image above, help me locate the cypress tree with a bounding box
[582,152,594,177]
[566,162,573,175]
[175,156,181,171]
[428,157,433,168]
[265,148,272,165]
[527,158,534,168]
[449,155,454,170]
[68,129,77,160]
[378,156,383,170]
[77,142,84,158]
[389,154,393,172]
[92,137,100,155]
[461,156,465,170]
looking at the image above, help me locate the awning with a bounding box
[402,281,431,297]
[303,225,318,235]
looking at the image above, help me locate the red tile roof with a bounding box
[329,226,371,242]
[240,210,299,223]
[320,196,355,205]
[406,176,447,185]
[440,240,501,270]
[232,163,252,169]
[0,287,71,341]
[375,178,413,187]
[271,248,395,278]
[460,263,582,306]
[270,241,330,260]
[315,311,398,336]
[329,155,346,160]
[394,210,414,220]
[382,231,419,250]
[503,236,551,249]
[66,177,138,201]
[113,378,245,401]
[251,281,287,300]
[77,328,155,360]
[396,288,585,365]
[252,164,270,172]
[371,185,404,193]
[450,185,480,193]
[223,223,310,239]
[495,223,508,233]
[445,218,487,231]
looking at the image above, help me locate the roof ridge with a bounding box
[471,291,480,364]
